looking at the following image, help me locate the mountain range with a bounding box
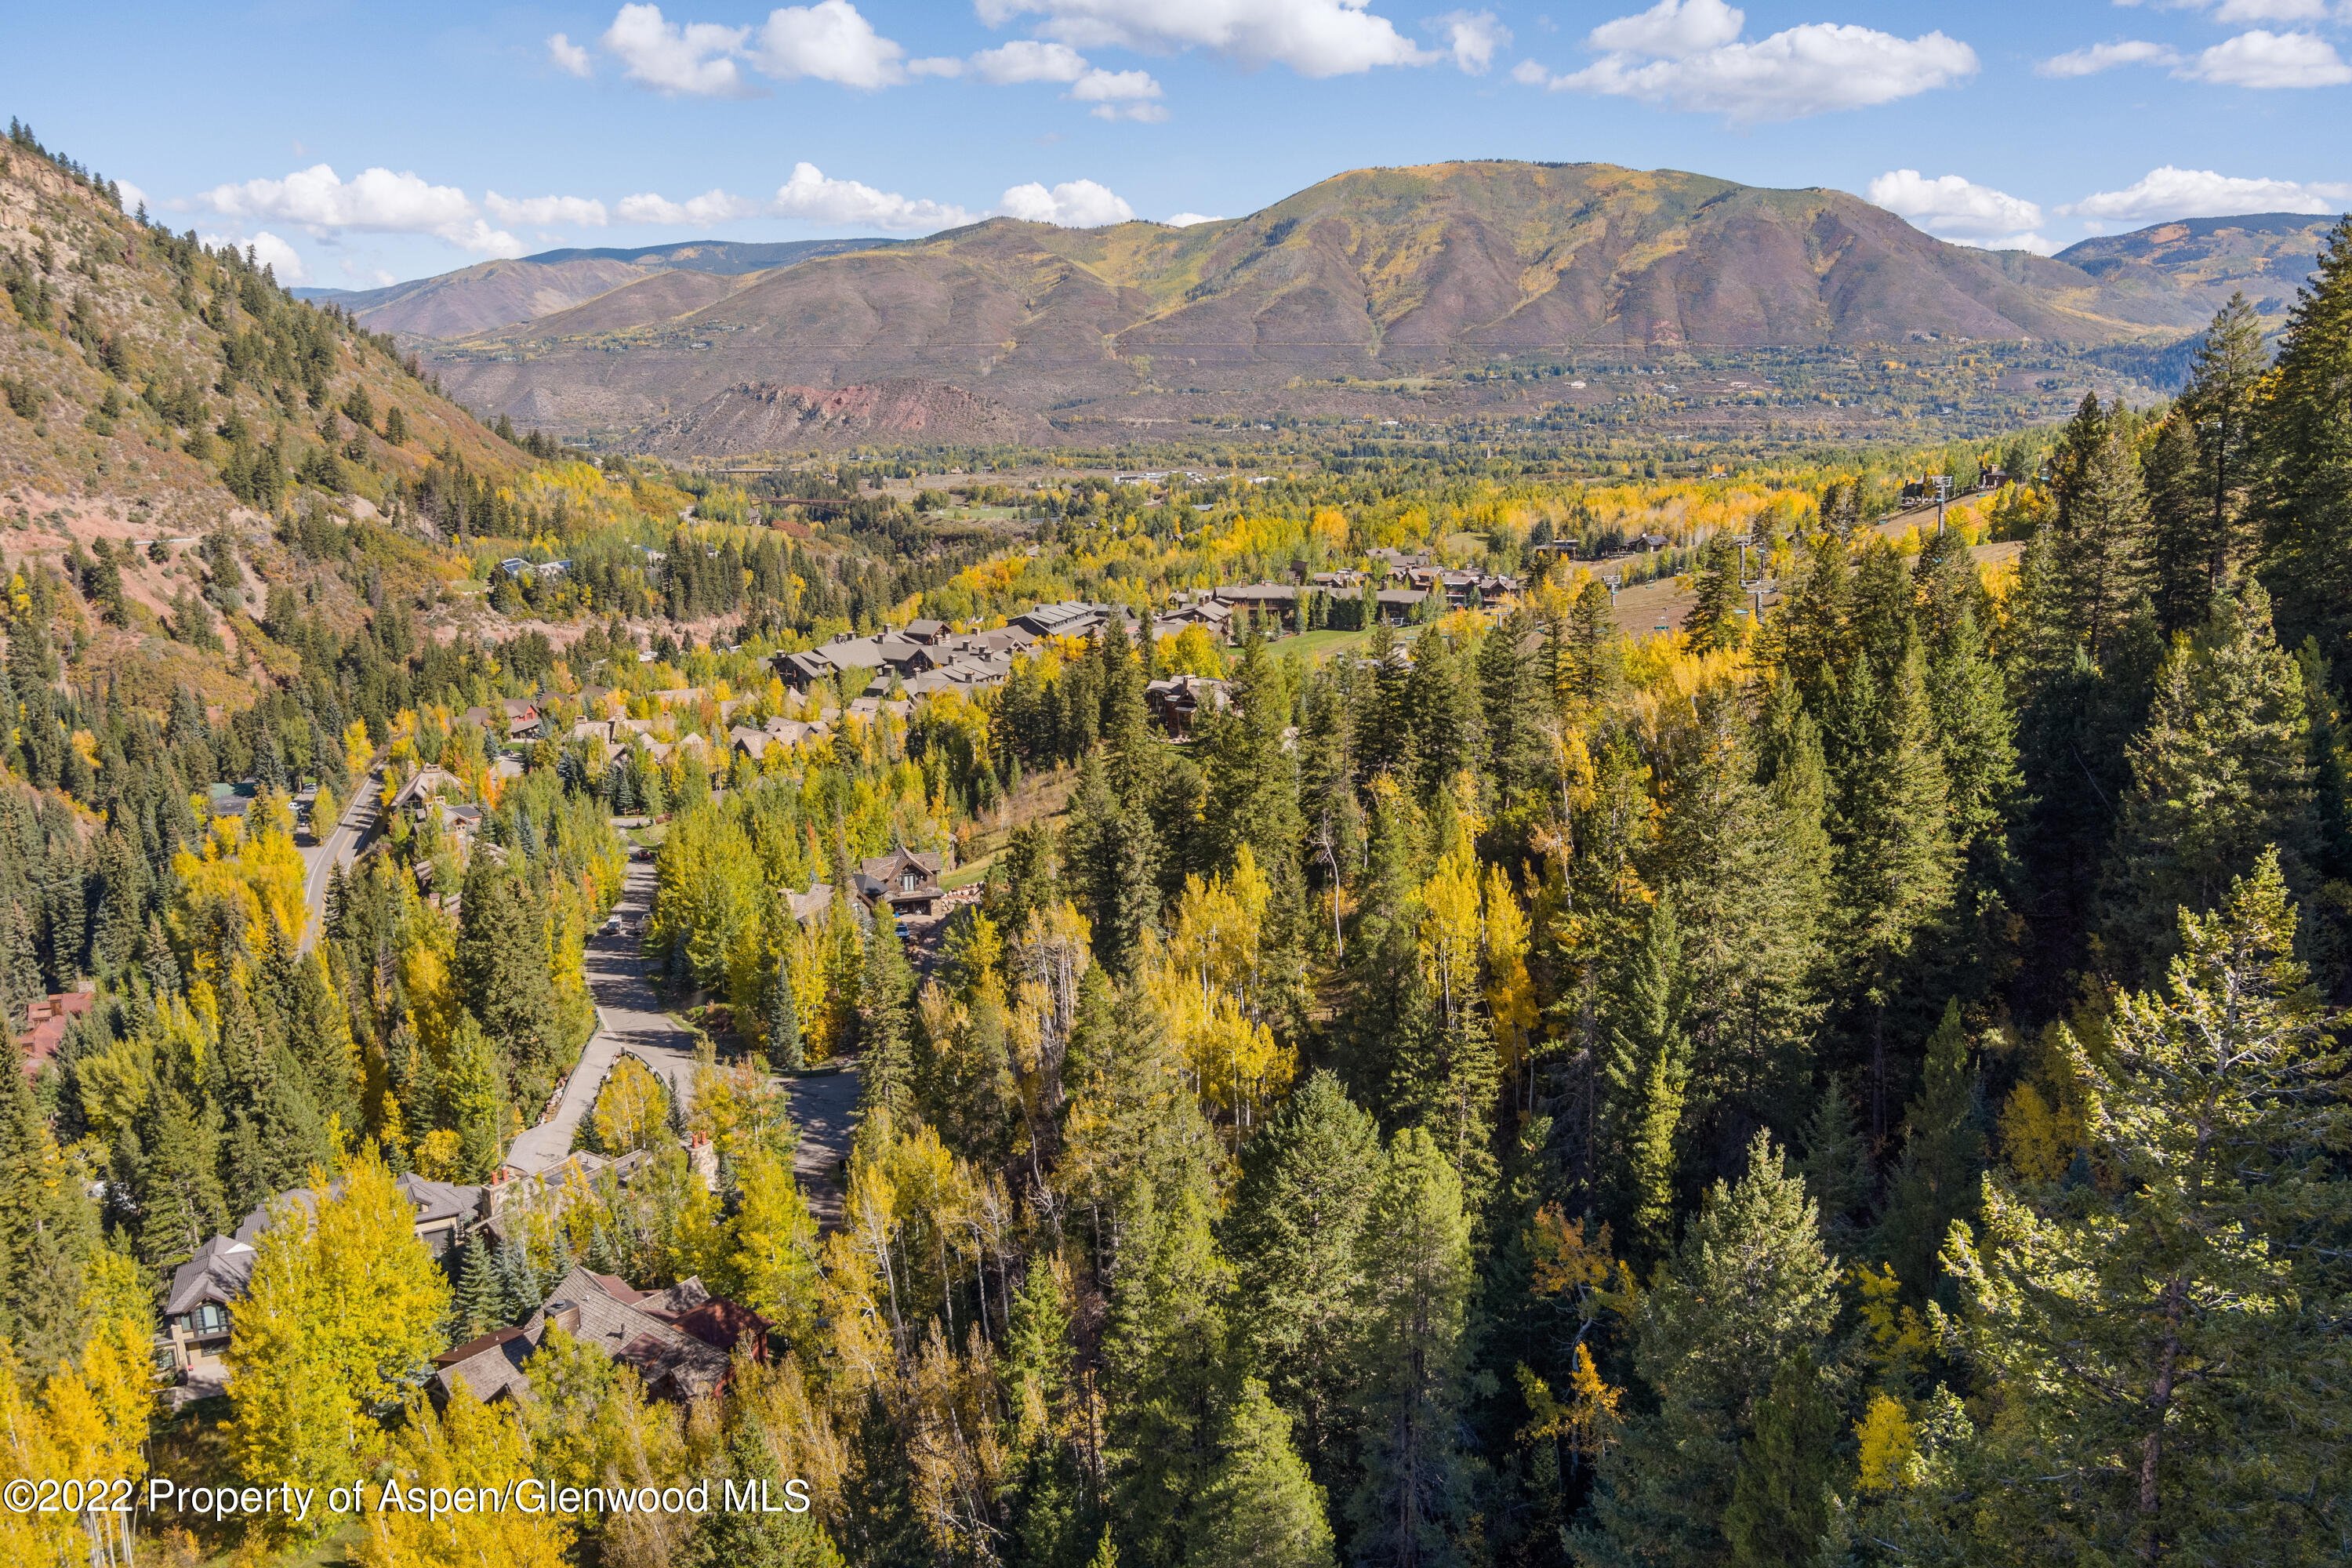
[292,238,886,340]
[341,161,2336,453]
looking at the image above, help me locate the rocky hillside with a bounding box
[641,379,1051,456]
[0,123,530,707]
[2053,213,2336,319]
[419,159,2296,449]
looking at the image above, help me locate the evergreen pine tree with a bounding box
[1873,1000,1984,1301]
[1944,854,2351,1561]
[1795,1073,1871,1256]
[858,924,913,1123]
[2051,395,2151,662]
[1685,531,1745,655]
[0,1031,102,1371]
[2180,292,2268,597]
[1345,1127,1480,1566]
[1102,1171,1236,1566]
[456,1230,503,1334]
[1189,1380,1339,1568]
[1602,894,1691,1264]
[1563,577,1619,710]
[2259,216,2352,663]
[1655,691,1824,1142]
[2143,412,2210,637]
[765,960,804,1072]
[1722,1348,1842,1568]
[1569,1134,1841,1568]
[453,858,558,1082]
[1476,606,1548,811]
[1847,535,1915,668]
[2101,578,2314,976]
[1769,532,1853,695]
[1831,631,1955,1138]
[1063,750,1161,975]
[1226,1069,1382,1478]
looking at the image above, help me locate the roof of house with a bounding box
[1214,583,1302,605]
[165,1236,257,1316]
[233,1173,485,1246]
[671,1298,769,1356]
[785,882,837,924]
[428,1260,729,1410]
[860,847,943,884]
[1145,674,1230,709]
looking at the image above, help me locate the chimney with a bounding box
[546,1301,581,1337]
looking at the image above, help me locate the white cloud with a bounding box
[117,179,151,217]
[1541,6,1979,123]
[548,31,595,76]
[908,56,966,76]
[1000,178,1136,227]
[2183,29,2352,85]
[2039,25,2352,85]
[1508,56,1548,83]
[921,36,1168,116]
[2038,39,2180,76]
[1587,0,1742,57]
[2059,165,2352,223]
[972,0,1433,78]
[1867,169,2045,238]
[248,232,307,284]
[486,192,613,226]
[970,38,1092,82]
[600,3,757,96]
[613,187,762,224]
[2201,0,2331,20]
[1434,10,1512,74]
[1164,212,1224,225]
[198,163,522,256]
[1069,66,1169,117]
[750,0,907,89]
[769,162,975,229]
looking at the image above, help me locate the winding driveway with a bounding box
[504,854,702,1174]
[499,847,866,1223]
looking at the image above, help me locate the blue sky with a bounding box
[6,0,2347,289]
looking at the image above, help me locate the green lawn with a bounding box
[1263,627,1377,662]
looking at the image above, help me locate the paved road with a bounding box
[505,855,702,1174]
[501,848,866,1221]
[791,1059,859,1229]
[299,762,382,950]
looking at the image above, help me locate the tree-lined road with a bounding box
[504,853,702,1175]
[299,762,381,950]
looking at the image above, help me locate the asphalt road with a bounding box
[504,853,703,1175]
[477,842,866,1217]
[299,762,381,950]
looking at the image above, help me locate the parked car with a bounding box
[604,915,622,935]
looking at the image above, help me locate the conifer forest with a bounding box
[2,124,2351,1568]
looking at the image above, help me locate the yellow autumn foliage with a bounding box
[168,806,308,974]
[1855,1393,1919,1494]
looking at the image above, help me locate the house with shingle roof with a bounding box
[158,1236,256,1376]
[430,1265,755,1408]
